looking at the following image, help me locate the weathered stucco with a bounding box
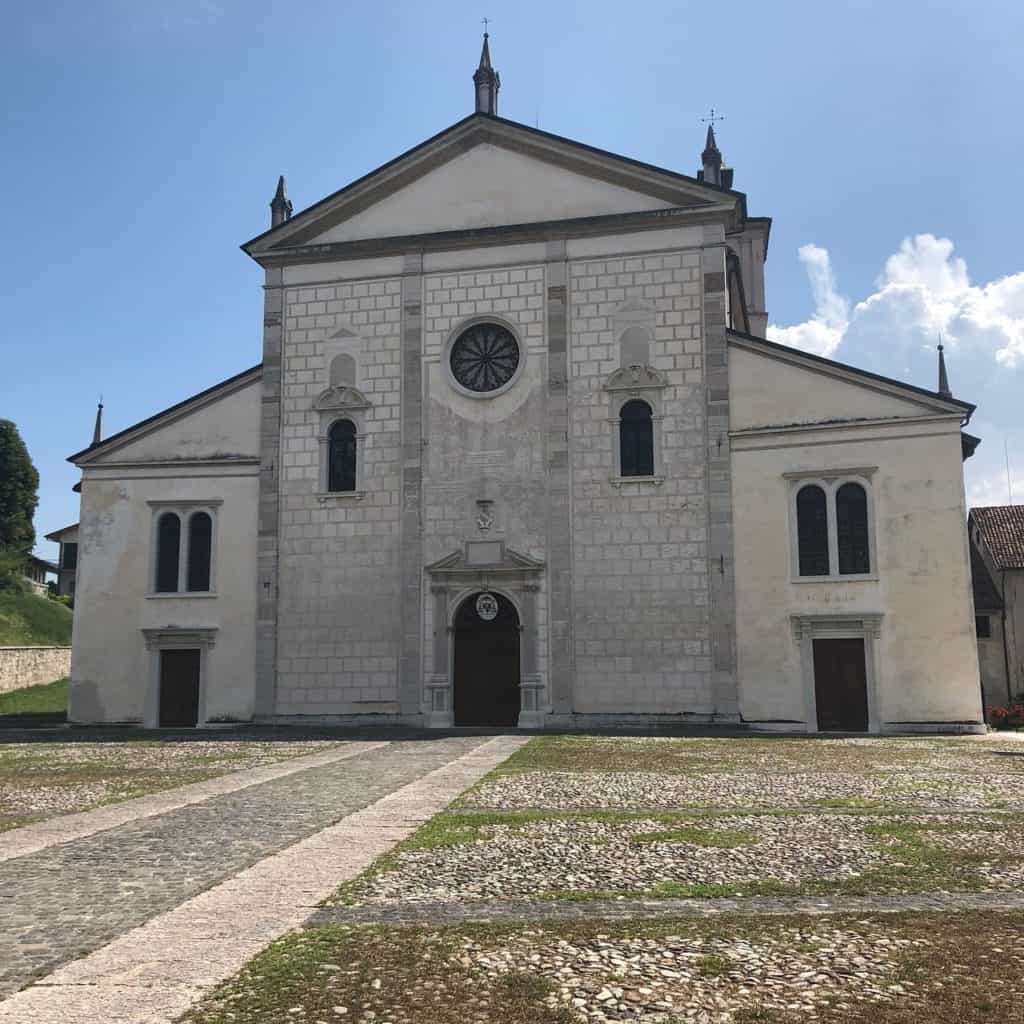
[730,341,982,731]
[69,377,260,725]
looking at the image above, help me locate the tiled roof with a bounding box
[970,544,1003,609]
[971,505,1024,570]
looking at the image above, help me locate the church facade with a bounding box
[66,40,985,732]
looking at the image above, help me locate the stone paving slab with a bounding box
[0,735,491,997]
[0,740,386,863]
[0,735,528,1024]
[308,889,1024,927]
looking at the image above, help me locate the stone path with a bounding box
[310,889,1024,927]
[0,735,527,1024]
[0,735,508,1001]
[0,740,387,863]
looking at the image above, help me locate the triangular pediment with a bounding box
[426,541,545,575]
[728,331,973,432]
[69,366,262,466]
[244,115,740,257]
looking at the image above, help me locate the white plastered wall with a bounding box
[730,350,983,730]
[68,380,260,725]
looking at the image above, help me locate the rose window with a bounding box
[449,323,520,393]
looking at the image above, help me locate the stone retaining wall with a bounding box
[0,647,71,695]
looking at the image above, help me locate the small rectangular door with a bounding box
[158,649,201,727]
[812,638,868,732]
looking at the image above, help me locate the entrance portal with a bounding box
[159,648,200,727]
[453,592,521,727]
[812,638,868,731]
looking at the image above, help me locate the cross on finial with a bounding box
[482,16,489,32]
[700,107,726,127]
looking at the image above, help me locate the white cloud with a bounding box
[766,244,848,356]
[767,233,1024,506]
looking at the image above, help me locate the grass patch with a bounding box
[181,912,1024,1024]
[631,826,755,848]
[0,677,67,714]
[487,734,975,777]
[0,588,72,645]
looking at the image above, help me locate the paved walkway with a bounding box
[0,734,525,1018]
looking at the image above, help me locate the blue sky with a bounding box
[2,0,1022,554]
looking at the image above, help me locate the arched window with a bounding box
[155,513,181,593]
[619,400,654,477]
[836,482,870,574]
[187,512,213,592]
[796,485,829,576]
[328,420,357,492]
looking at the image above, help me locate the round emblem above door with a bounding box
[475,592,499,621]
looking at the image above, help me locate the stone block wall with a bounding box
[0,647,71,695]
[568,250,713,714]
[275,277,404,715]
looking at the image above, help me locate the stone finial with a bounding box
[270,175,293,228]
[938,340,951,397]
[473,32,500,115]
[92,399,104,446]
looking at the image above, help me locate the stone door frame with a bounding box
[425,542,545,728]
[141,627,217,729]
[791,613,882,733]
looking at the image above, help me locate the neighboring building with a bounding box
[64,38,985,733]
[22,555,58,596]
[44,524,80,599]
[969,505,1024,704]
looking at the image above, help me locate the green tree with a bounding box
[0,420,40,558]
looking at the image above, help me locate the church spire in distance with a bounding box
[92,399,104,446]
[697,110,733,189]
[937,339,951,397]
[270,175,293,228]
[473,24,500,115]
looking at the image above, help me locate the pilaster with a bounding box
[545,240,574,715]
[254,267,283,716]
[702,245,740,720]
[399,254,425,719]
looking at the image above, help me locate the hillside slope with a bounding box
[0,589,73,645]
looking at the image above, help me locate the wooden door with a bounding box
[812,638,868,732]
[453,593,521,727]
[159,649,201,728]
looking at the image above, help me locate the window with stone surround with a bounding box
[328,419,357,492]
[619,400,654,477]
[789,472,876,581]
[149,503,220,595]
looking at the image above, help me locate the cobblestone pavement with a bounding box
[0,735,487,997]
[310,889,1024,927]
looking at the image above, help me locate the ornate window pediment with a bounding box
[313,385,372,413]
[603,364,668,393]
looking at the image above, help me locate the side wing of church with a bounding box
[66,38,985,732]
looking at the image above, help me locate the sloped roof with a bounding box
[727,329,975,417]
[67,364,262,464]
[972,505,1024,570]
[970,544,1003,609]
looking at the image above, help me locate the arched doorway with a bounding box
[453,591,521,727]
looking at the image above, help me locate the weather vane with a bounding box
[482,16,489,32]
[700,107,726,127]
